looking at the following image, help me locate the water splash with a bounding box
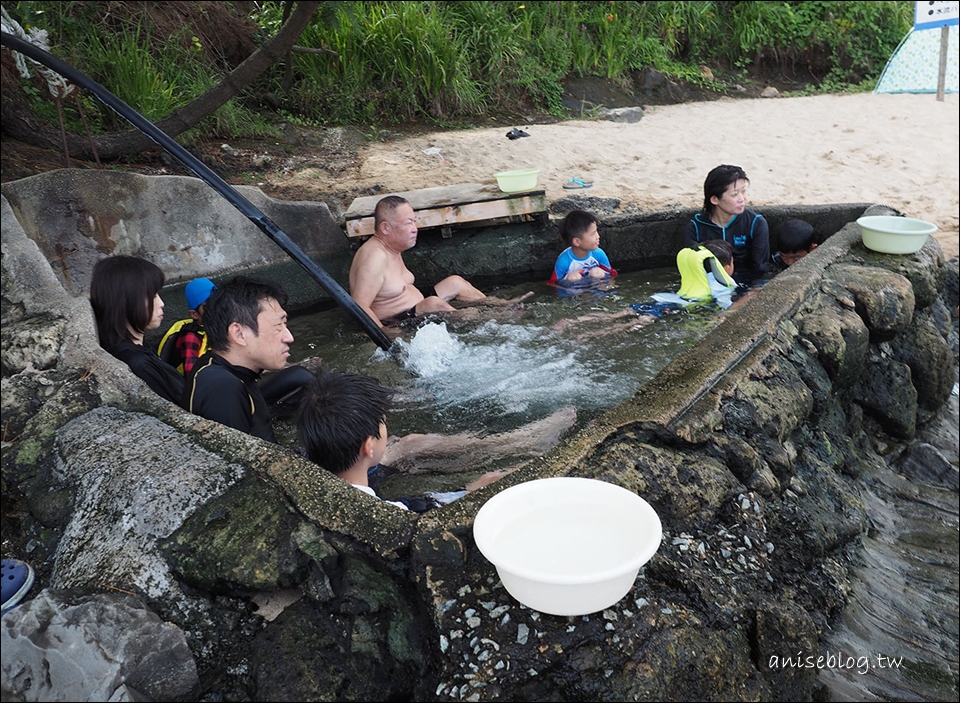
[389,321,634,431]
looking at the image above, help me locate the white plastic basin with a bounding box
[857,215,937,254]
[493,168,540,193]
[473,477,662,616]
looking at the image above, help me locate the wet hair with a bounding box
[702,164,749,216]
[558,209,599,246]
[777,219,815,254]
[297,370,394,474]
[702,239,733,268]
[374,195,411,231]
[203,275,288,352]
[89,255,164,349]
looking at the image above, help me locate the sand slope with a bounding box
[323,93,958,258]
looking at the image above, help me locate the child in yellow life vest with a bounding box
[630,239,739,319]
[676,239,738,307]
[158,277,216,375]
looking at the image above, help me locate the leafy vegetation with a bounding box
[4,1,914,141]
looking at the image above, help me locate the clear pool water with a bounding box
[287,268,725,439]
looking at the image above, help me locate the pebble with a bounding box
[489,605,510,618]
[517,624,530,645]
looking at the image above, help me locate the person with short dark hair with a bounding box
[772,219,818,271]
[183,276,310,442]
[89,255,184,404]
[550,209,617,285]
[684,164,771,285]
[348,195,532,328]
[296,370,410,508]
[297,370,578,511]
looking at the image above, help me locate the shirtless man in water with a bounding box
[349,195,532,327]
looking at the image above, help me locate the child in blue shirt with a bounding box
[550,209,617,286]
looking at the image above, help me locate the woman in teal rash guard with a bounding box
[683,164,771,286]
[89,255,185,404]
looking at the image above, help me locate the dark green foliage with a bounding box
[5,1,914,137]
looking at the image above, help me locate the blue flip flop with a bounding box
[563,177,593,190]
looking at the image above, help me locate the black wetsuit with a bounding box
[108,341,184,405]
[183,352,276,442]
[684,209,771,285]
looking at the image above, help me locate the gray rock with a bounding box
[889,315,955,413]
[892,442,959,490]
[799,305,870,388]
[853,354,918,438]
[0,316,65,374]
[754,602,819,700]
[0,170,344,297]
[761,86,781,98]
[1,590,198,702]
[596,106,645,123]
[748,464,782,497]
[52,407,245,603]
[858,237,946,309]
[549,195,622,216]
[827,264,916,341]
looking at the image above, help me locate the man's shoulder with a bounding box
[350,236,391,272]
[354,236,390,259]
[191,354,241,384]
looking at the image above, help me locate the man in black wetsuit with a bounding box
[182,276,307,442]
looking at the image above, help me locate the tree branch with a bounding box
[1,1,320,160]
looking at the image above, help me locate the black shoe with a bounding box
[506,128,530,140]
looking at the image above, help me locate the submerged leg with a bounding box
[382,405,577,473]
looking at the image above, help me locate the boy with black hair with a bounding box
[296,370,412,508]
[550,209,617,285]
[297,370,578,511]
[772,219,818,272]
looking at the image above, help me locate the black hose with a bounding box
[1,31,393,351]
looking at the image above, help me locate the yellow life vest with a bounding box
[158,319,208,375]
[677,247,736,302]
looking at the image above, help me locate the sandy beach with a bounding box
[293,92,959,258]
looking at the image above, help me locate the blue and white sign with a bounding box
[914,1,959,30]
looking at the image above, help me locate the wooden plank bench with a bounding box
[344,182,547,238]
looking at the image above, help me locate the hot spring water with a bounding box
[287,268,719,439]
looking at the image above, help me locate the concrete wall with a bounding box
[1,169,871,318]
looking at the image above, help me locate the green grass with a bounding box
[6,1,915,140]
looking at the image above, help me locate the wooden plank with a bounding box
[344,182,547,238]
